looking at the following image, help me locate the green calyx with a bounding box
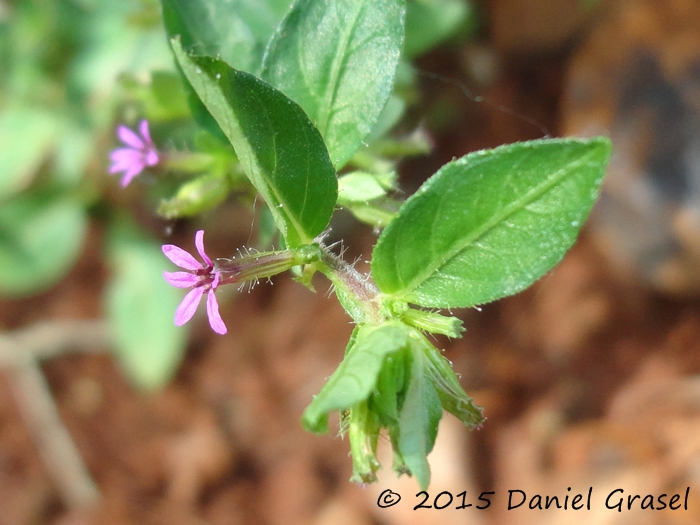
[348,401,382,484]
[157,172,229,219]
[388,301,465,338]
[302,321,484,489]
[214,244,323,285]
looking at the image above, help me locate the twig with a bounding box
[8,361,102,508]
[0,320,109,366]
[0,319,110,510]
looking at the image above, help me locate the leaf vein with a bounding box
[401,150,600,301]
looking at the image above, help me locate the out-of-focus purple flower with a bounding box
[109,120,159,187]
[162,230,227,335]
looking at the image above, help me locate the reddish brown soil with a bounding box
[2,2,700,524]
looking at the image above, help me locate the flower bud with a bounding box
[348,402,382,485]
[157,173,229,219]
[397,304,465,338]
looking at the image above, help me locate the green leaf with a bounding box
[144,71,192,121]
[396,342,442,490]
[370,346,408,425]
[161,0,293,141]
[53,121,93,185]
[69,2,173,106]
[262,0,405,169]
[0,191,87,297]
[365,94,406,143]
[337,171,392,204]
[162,0,256,72]
[162,0,292,73]
[171,38,337,247]
[105,219,187,391]
[372,137,612,308]
[302,322,409,433]
[404,0,476,58]
[344,203,397,229]
[417,332,484,427]
[231,0,296,44]
[0,107,59,200]
[182,75,230,144]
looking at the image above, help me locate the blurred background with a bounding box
[2,0,700,524]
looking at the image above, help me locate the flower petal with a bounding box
[139,120,152,144]
[120,165,145,187]
[206,290,227,334]
[194,230,212,266]
[109,149,142,172]
[144,149,159,167]
[117,125,144,149]
[163,271,200,288]
[162,244,201,270]
[110,147,140,162]
[174,287,204,326]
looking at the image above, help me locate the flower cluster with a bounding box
[109,120,159,187]
[162,230,227,334]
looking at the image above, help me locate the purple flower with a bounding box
[109,120,159,187]
[162,230,227,335]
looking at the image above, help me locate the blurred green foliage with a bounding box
[0,0,182,389]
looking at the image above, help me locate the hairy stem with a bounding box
[316,246,383,324]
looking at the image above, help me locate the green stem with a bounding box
[315,246,383,325]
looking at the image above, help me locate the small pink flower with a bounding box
[109,120,159,187]
[162,230,227,335]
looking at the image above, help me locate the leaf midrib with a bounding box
[395,149,599,301]
[316,0,367,138]
[244,80,316,244]
[174,40,319,245]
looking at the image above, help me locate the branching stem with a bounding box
[0,320,109,509]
